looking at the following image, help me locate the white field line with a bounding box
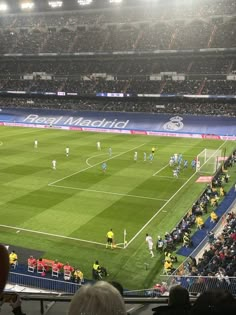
[86,153,108,167]
[154,175,188,180]
[126,140,227,248]
[50,184,168,202]
[0,224,124,249]
[152,163,169,176]
[48,143,146,186]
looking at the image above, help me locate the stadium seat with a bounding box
[28,264,35,273]
[52,266,60,278]
[37,262,46,274]
[64,270,71,281]
[11,260,18,269]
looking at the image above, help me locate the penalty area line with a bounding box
[152,163,169,176]
[50,184,168,202]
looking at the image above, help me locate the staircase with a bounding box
[160,80,167,94]
[187,61,193,74]
[168,30,177,50]
[69,31,81,53]
[207,24,217,48]
[133,30,144,49]
[227,60,234,74]
[197,79,206,95]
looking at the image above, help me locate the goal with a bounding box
[196,148,223,174]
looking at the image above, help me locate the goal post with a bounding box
[196,148,223,175]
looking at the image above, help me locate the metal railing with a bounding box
[162,275,236,296]
[9,272,81,294]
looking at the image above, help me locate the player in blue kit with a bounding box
[101,162,107,173]
[191,159,196,170]
[184,160,188,169]
[149,153,154,163]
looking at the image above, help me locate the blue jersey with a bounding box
[149,153,154,161]
[191,160,196,169]
[102,163,107,171]
[184,160,188,168]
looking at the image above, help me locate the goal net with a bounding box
[196,148,223,174]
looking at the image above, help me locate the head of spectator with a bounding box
[190,289,236,314]
[68,281,126,315]
[109,281,124,296]
[0,244,9,293]
[168,285,190,308]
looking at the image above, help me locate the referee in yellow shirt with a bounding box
[106,229,114,249]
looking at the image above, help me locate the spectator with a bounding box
[195,216,204,229]
[0,245,26,315]
[68,281,126,315]
[0,244,9,293]
[210,211,218,223]
[9,251,18,268]
[152,285,191,315]
[73,268,84,284]
[190,289,236,315]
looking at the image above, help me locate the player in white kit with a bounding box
[52,160,56,170]
[145,233,154,257]
[34,139,38,148]
[66,147,69,157]
[97,141,101,150]
[134,151,138,161]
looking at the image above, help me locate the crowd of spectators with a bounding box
[0,97,236,117]
[0,1,235,54]
[0,20,235,53]
[156,153,236,277]
[0,77,235,96]
[0,57,233,76]
[0,0,235,29]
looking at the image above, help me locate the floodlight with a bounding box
[49,1,63,8]
[77,0,93,6]
[0,3,8,11]
[20,2,35,10]
[109,0,123,3]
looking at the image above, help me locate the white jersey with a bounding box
[66,147,69,156]
[144,152,147,161]
[173,169,178,177]
[97,142,101,150]
[134,152,138,161]
[52,160,56,169]
[196,160,201,170]
[169,157,174,167]
[34,140,38,148]
[146,235,153,250]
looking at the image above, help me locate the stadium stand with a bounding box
[0,0,236,313]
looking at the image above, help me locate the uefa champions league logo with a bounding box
[163,116,184,131]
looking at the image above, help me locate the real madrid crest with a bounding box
[163,116,184,131]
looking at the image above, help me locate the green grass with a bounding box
[0,126,235,289]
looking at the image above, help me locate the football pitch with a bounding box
[0,126,234,289]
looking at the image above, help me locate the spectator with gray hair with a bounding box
[68,281,127,315]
